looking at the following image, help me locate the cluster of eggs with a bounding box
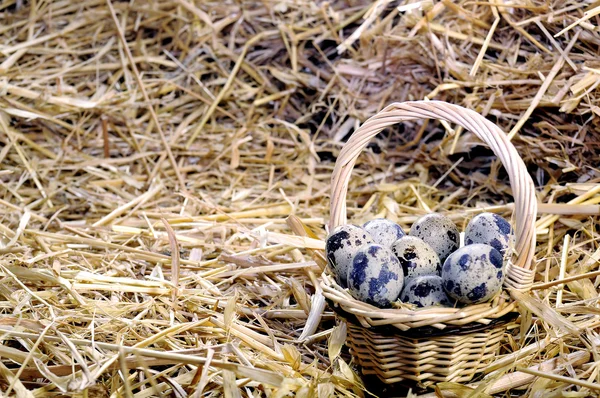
[325,212,512,308]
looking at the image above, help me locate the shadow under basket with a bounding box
[320,100,539,387]
[329,296,519,385]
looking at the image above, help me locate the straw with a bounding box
[0,0,598,396]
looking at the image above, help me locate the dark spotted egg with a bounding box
[409,213,459,263]
[441,244,505,304]
[363,218,405,248]
[465,212,512,255]
[391,236,441,278]
[325,225,375,287]
[347,244,404,307]
[400,275,452,308]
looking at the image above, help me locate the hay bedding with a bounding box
[0,0,599,396]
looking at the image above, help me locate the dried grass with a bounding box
[0,0,599,396]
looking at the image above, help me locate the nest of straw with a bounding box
[0,0,599,396]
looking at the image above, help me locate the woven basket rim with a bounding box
[323,100,538,329]
[329,296,519,338]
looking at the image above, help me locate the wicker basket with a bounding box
[320,100,538,386]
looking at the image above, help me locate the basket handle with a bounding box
[329,101,537,289]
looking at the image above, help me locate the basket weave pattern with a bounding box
[346,322,505,384]
[322,100,538,384]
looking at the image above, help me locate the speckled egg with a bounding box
[441,244,505,305]
[363,218,405,248]
[409,213,459,263]
[465,212,512,255]
[347,244,404,307]
[391,236,441,278]
[326,225,375,287]
[400,275,452,308]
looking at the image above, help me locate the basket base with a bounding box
[360,373,431,396]
[343,314,517,387]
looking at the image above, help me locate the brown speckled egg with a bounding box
[347,244,404,307]
[465,212,512,255]
[391,236,441,278]
[441,244,505,304]
[363,218,405,248]
[409,213,459,263]
[325,225,375,287]
[400,275,452,308]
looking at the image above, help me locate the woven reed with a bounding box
[320,100,539,385]
[322,100,538,330]
[345,321,507,385]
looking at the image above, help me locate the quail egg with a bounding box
[441,244,505,305]
[363,218,405,248]
[326,225,375,287]
[391,236,441,278]
[347,244,404,307]
[400,275,452,308]
[409,213,459,263]
[465,212,512,255]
